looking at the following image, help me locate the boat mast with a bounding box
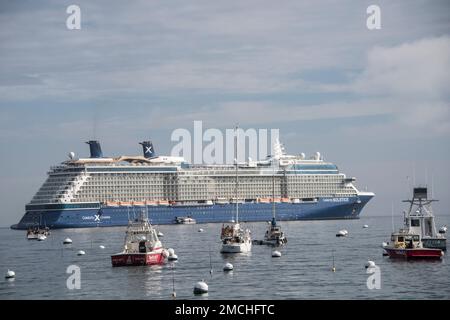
[235,125,239,224]
[272,165,275,220]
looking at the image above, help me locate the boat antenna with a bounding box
[235,124,239,224]
[391,202,395,232]
[431,172,434,199]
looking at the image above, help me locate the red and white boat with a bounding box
[384,231,444,260]
[111,210,169,267]
[383,187,445,260]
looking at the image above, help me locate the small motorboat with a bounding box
[111,209,169,267]
[174,216,196,224]
[27,227,50,240]
[439,225,448,234]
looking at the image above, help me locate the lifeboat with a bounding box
[158,200,170,206]
[216,198,229,205]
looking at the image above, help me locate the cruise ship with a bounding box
[11,139,374,229]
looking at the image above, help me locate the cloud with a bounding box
[351,36,450,134]
[354,36,450,98]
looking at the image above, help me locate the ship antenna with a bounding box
[235,124,239,224]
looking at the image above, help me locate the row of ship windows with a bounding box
[86,175,343,181]
[33,186,356,200]
[35,182,352,193]
[42,176,345,186]
[84,173,344,179]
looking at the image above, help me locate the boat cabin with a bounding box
[391,231,421,249]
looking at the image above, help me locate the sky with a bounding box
[0,0,449,227]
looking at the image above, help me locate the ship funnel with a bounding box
[139,141,155,158]
[86,140,103,158]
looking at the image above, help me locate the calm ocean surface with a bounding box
[1,214,449,300]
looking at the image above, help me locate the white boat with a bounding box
[26,227,50,240]
[174,216,197,224]
[220,222,252,253]
[220,127,252,254]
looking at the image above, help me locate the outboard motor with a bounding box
[86,140,103,158]
[139,141,155,158]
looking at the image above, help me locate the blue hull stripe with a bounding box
[11,195,373,229]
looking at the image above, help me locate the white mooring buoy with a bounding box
[365,260,376,269]
[99,245,105,249]
[336,230,348,237]
[158,232,164,237]
[63,238,72,244]
[77,250,86,256]
[168,254,178,261]
[198,228,204,233]
[193,280,208,295]
[272,250,282,258]
[5,270,15,279]
[363,225,369,228]
[167,248,178,261]
[223,263,234,272]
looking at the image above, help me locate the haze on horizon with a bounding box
[0,0,449,227]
